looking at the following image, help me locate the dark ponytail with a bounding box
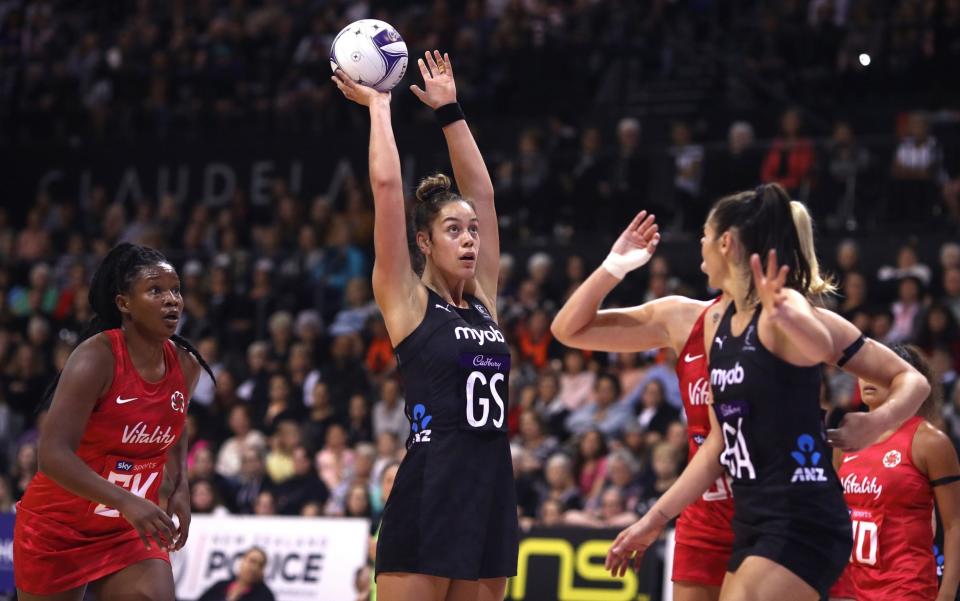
[40,243,215,410]
[708,183,814,301]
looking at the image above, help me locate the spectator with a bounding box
[287,343,321,410]
[635,441,684,517]
[321,334,370,416]
[302,382,340,452]
[566,374,632,438]
[569,127,610,232]
[265,418,301,484]
[10,442,38,500]
[915,304,960,371]
[573,429,609,502]
[344,483,373,519]
[274,445,330,516]
[821,121,871,228]
[232,446,274,514]
[515,409,558,473]
[838,272,869,320]
[316,423,354,493]
[328,278,377,337]
[890,111,941,224]
[537,498,566,527]
[262,375,298,432]
[372,378,407,444]
[197,547,275,601]
[190,479,230,516]
[556,349,596,417]
[944,267,960,323]
[635,379,682,436]
[669,120,705,229]
[189,446,234,506]
[537,453,583,513]
[761,108,816,195]
[889,276,924,343]
[345,393,373,445]
[254,490,277,516]
[609,118,651,224]
[706,121,761,198]
[216,405,267,479]
[515,308,559,370]
[563,487,638,529]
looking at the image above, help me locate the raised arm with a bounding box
[410,51,499,304]
[815,307,932,451]
[333,71,422,343]
[39,336,177,549]
[750,250,834,366]
[552,212,699,353]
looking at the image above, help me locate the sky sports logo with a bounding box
[115,460,133,472]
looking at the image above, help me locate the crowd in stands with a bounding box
[1,176,960,537]
[2,5,960,595]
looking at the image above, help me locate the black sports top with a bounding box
[709,303,838,491]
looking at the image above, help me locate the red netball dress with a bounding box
[835,416,938,600]
[672,299,735,586]
[15,329,188,594]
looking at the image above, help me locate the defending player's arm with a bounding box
[38,337,177,549]
[411,51,500,307]
[606,408,725,576]
[332,70,422,341]
[816,308,931,451]
[164,349,203,550]
[914,423,960,601]
[552,212,686,353]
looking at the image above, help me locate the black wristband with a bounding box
[434,102,465,128]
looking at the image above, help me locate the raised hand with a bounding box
[605,515,664,577]
[750,249,790,319]
[331,69,390,107]
[602,211,660,279]
[409,50,457,109]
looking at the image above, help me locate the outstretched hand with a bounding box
[611,211,660,257]
[605,515,664,577]
[410,50,457,109]
[331,69,390,107]
[750,249,790,320]
[601,210,660,279]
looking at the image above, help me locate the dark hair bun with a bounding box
[415,173,452,204]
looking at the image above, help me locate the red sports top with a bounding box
[673,299,735,550]
[20,329,188,533]
[836,416,938,600]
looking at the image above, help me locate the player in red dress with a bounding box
[553,211,735,600]
[557,200,933,600]
[832,344,959,601]
[14,243,214,601]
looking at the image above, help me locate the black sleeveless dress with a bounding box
[709,303,851,596]
[375,288,519,580]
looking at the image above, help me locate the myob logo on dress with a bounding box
[454,325,505,346]
[710,362,745,392]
